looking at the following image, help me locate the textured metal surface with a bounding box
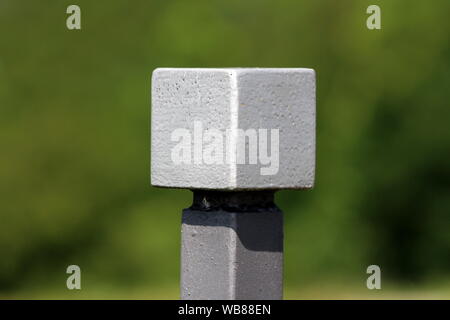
[150,68,316,299]
[181,191,283,300]
[151,68,316,190]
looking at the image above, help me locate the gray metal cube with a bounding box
[151,68,316,190]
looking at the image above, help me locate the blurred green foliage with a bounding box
[0,0,449,298]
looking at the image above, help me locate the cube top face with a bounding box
[151,68,315,190]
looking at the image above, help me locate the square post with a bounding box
[151,68,316,300]
[181,191,283,299]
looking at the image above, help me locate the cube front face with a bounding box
[151,68,315,190]
[151,69,235,189]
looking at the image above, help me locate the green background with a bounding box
[0,0,449,299]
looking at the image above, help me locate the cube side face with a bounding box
[151,69,235,189]
[235,69,316,189]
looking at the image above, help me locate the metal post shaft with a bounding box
[181,190,283,300]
